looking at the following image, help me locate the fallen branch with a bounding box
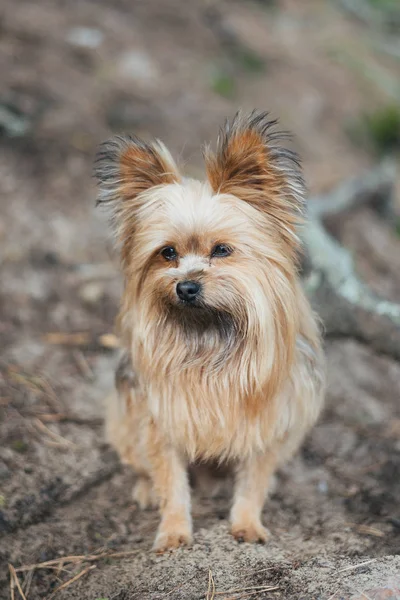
[304,159,400,360]
[42,331,120,349]
[308,159,396,220]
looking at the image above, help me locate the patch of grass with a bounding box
[11,439,28,453]
[363,105,400,152]
[395,218,400,237]
[367,0,398,10]
[243,0,279,8]
[211,71,236,98]
[0,495,6,508]
[348,104,400,155]
[236,48,265,73]
[367,0,400,30]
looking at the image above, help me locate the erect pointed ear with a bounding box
[204,111,305,248]
[94,134,181,236]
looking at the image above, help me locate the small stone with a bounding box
[66,27,104,49]
[117,51,158,84]
[79,282,104,304]
[317,480,328,494]
[0,103,31,137]
[0,462,10,480]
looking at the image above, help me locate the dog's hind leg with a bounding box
[106,352,158,509]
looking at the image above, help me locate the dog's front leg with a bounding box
[230,450,278,543]
[147,423,192,552]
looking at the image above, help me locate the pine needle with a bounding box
[8,565,27,600]
[207,569,216,600]
[47,565,96,598]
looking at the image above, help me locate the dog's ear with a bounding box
[204,111,305,249]
[95,135,180,239]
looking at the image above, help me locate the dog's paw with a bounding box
[231,521,270,544]
[132,478,158,510]
[153,523,192,553]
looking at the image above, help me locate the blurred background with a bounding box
[0,1,399,599]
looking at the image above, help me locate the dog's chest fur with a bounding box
[147,371,271,461]
[132,333,322,463]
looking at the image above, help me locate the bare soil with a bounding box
[0,1,399,598]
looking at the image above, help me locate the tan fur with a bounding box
[96,111,325,552]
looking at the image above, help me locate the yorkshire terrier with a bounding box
[95,111,325,552]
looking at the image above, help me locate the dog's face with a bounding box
[131,179,286,335]
[96,111,305,353]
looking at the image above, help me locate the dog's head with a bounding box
[95,111,305,380]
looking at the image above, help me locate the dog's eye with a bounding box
[211,244,232,258]
[161,246,177,261]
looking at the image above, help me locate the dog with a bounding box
[95,111,325,552]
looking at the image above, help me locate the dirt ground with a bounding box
[0,1,399,598]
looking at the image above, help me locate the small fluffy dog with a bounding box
[95,111,325,552]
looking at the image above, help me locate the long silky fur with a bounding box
[95,111,325,465]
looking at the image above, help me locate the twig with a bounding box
[338,559,376,573]
[356,590,373,600]
[43,332,119,349]
[215,585,279,596]
[32,418,76,448]
[35,376,64,414]
[15,556,85,573]
[15,549,141,573]
[9,565,15,600]
[43,332,92,346]
[241,566,276,576]
[98,333,119,349]
[71,350,94,380]
[47,564,96,598]
[207,569,216,600]
[22,568,34,599]
[8,565,27,600]
[6,368,64,413]
[357,525,385,538]
[221,587,279,600]
[55,558,65,579]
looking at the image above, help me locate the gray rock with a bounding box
[66,27,104,49]
[0,462,10,481]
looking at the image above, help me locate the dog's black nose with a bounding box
[176,280,201,302]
